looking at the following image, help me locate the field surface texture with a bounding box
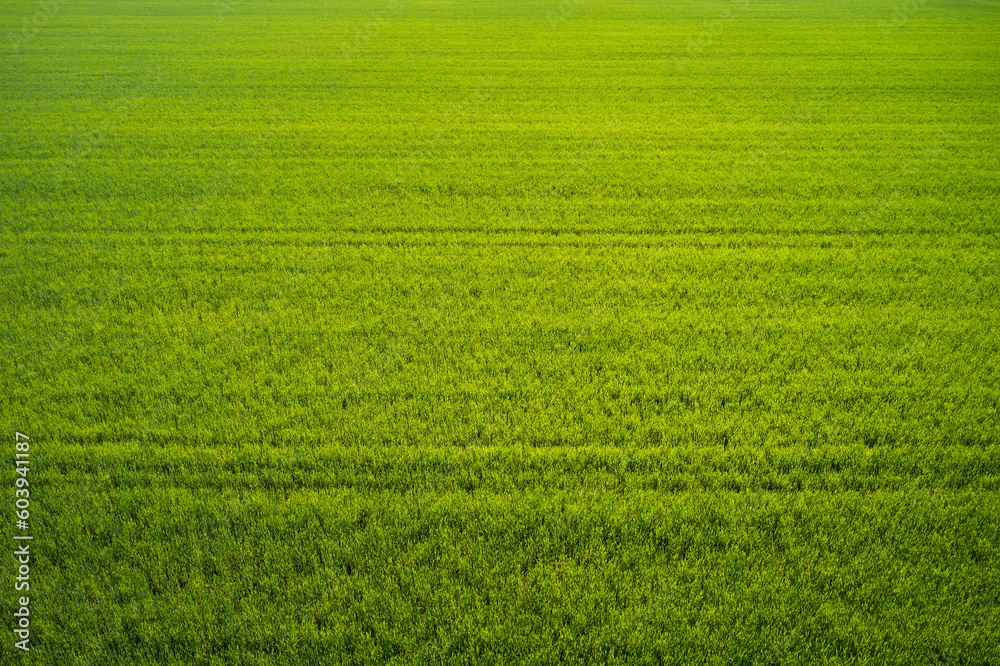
[2,0,999,664]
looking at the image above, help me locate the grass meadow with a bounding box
[2,0,999,663]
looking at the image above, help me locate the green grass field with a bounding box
[2,0,1000,663]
